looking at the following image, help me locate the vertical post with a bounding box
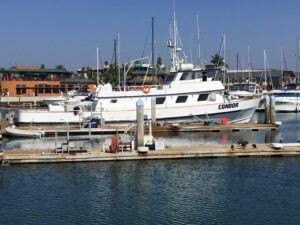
[270,95,275,124]
[67,122,70,153]
[136,99,144,149]
[89,120,91,140]
[55,130,57,153]
[7,92,9,106]
[151,97,156,127]
[264,95,270,124]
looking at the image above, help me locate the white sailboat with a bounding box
[17,16,261,124]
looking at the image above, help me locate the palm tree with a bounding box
[55,65,66,70]
[211,54,228,68]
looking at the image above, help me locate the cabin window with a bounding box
[156,97,166,104]
[53,85,60,93]
[165,74,175,84]
[180,72,188,80]
[110,99,118,103]
[45,85,52,94]
[197,94,209,101]
[176,95,188,103]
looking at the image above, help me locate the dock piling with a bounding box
[264,95,270,124]
[151,97,156,127]
[270,95,275,124]
[136,99,144,149]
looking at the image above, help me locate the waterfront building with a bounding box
[0,66,96,97]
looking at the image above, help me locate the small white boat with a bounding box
[5,126,45,138]
[271,142,300,149]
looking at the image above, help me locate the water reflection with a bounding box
[0,112,299,151]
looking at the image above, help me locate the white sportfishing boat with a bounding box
[228,82,262,98]
[17,16,261,124]
[269,89,300,112]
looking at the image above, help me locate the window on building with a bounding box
[156,97,166,104]
[197,94,209,101]
[45,85,52,94]
[176,95,188,103]
[60,85,66,93]
[16,85,26,95]
[53,85,60,93]
[68,85,74,91]
[38,85,44,94]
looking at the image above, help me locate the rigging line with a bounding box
[141,21,151,58]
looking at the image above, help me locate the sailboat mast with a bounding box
[151,17,155,85]
[223,33,226,84]
[117,33,121,87]
[281,47,284,90]
[173,3,177,69]
[297,38,299,83]
[247,46,251,82]
[96,47,99,84]
[196,15,201,67]
[263,49,267,87]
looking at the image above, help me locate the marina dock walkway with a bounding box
[1,144,300,165]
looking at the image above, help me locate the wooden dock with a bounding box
[1,144,299,165]
[149,123,278,132]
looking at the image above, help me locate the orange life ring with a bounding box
[142,85,151,94]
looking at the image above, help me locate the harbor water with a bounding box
[0,112,300,225]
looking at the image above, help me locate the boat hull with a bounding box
[17,97,260,124]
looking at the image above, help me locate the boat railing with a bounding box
[21,102,34,109]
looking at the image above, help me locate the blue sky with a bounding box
[0,0,300,71]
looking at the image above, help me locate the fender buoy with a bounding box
[142,85,150,94]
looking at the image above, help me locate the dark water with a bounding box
[0,112,300,225]
[1,158,300,225]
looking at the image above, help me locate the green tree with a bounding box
[157,56,162,68]
[55,64,66,70]
[210,54,228,68]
